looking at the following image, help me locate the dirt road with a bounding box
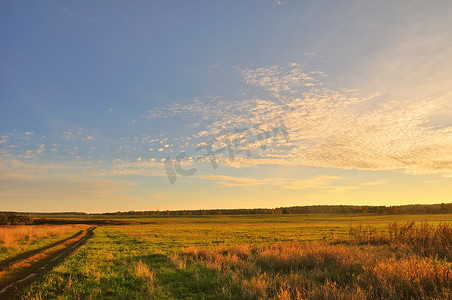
[0,227,96,299]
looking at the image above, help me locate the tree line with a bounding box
[0,212,33,225]
[2,203,451,221]
[106,203,452,216]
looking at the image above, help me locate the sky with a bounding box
[1,1,451,213]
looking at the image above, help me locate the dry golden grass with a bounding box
[0,225,85,249]
[348,221,452,259]
[364,256,452,299]
[132,260,155,295]
[169,253,187,270]
[133,260,154,280]
[17,218,452,300]
[183,222,452,300]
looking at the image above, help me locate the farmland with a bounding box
[1,214,451,299]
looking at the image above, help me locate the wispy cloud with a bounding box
[36,144,46,154]
[140,64,452,177]
[240,63,321,97]
[201,174,342,190]
[2,63,451,179]
[0,175,139,210]
[0,158,141,211]
[279,176,342,190]
[109,158,167,177]
[201,175,262,186]
[360,180,389,186]
[82,135,95,141]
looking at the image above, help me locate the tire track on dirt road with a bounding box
[0,226,96,299]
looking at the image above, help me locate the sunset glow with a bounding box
[1,1,451,212]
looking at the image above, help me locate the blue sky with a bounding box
[1,1,452,212]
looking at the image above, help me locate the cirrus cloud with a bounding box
[141,64,452,177]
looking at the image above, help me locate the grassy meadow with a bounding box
[11,214,452,299]
[0,225,87,262]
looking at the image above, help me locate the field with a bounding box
[1,214,451,299]
[0,225,88,262]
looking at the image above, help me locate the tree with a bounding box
[0,212,32,225]
[0,213,7,225]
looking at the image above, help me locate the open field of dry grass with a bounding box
[181,222,452,299]
[5,214,451,299]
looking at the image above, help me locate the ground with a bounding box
[0,214,451,299]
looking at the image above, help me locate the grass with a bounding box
[347,221,452,259]
[182,220,452,299]
[0,225,87,262]
[0,228,93,288]
[184,241,451,299]
[17,214,452,299]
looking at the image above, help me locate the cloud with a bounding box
[279,176,342,190]
[0,175,138,207]
[2,63,451,180]
[201,174,342,190]
[201,175,262,186]
[82,135,95,141]
[360,180,389,186]
[138,63,452,177]
[0,158,144,210]
[109,158,167,177]
[240,63,320,96]
[36,144,46,154]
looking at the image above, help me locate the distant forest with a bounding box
[106,203,452,216]
[2,203,451,224]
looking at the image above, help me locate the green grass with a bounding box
[30,213,452,224]
[19,214,452,299]
[20,227,225,299]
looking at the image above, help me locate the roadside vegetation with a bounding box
[0,225,87,262]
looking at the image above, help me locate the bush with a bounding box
[0,212,33,225]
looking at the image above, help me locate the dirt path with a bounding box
[0,227,96,299]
